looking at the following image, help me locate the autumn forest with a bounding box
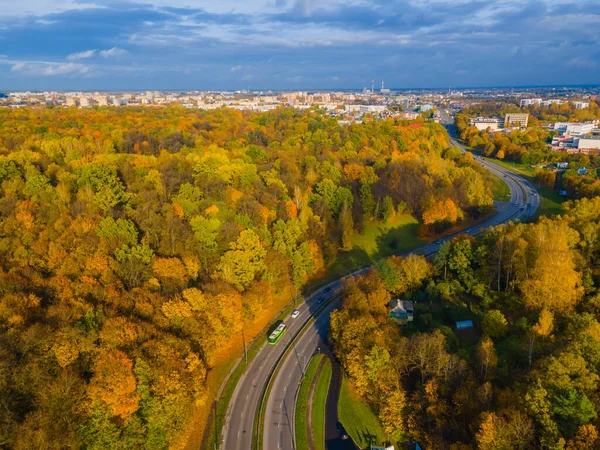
[1,105,598,450]
[0,106,496,449]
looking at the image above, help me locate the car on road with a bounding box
[336,422,349,440]
[317,297,324,304]
[520,207,525,211]
[291,310,300,319]
[324,287,331,293]
[465,228,472,233]
[435,239,443,244]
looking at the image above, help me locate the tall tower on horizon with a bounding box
[371,78,374,94]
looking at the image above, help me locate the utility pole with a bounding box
[242,328,247,364]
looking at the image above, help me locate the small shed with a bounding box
[389,299,414,324]
[456,320,474,330]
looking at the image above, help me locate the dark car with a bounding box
[317,297,324,304]
[336,422,349,440]
[324,286,331,293]
[435,239,443,244]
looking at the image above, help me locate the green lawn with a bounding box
[320,214,423,281]
[489,158,536,176]
[312,358,332,450]
[295,354,325,450]
[338,377,387,449]
[484,170,511,202]
[533,185,565,219]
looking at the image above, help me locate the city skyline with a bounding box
[1,0,599,91]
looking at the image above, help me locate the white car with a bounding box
[291,310,300,319]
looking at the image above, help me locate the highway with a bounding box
[222,116,540,450]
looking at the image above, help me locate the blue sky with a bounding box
[0,0,599,91]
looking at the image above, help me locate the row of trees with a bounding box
[460,99,600,123]
[0,106,493,449]
[331,196,600,449]
[455,114,556,164]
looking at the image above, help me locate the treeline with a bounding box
[0,106,492,449]
[456,114,600,199]
[331,196,600,449]
[535,161,600,200]
[461,100,600,123]
[455,113,555,164]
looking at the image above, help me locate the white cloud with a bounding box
[0,0,102,17]
[67,49,97,60]
[10,61,89,76]
[230,65,243,72]
[99,47,128,58]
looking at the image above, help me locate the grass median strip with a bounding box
[311,357,332,450]
[338,376,386,450]
[295,354,325,450]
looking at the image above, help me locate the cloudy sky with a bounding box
[0,0,599,91]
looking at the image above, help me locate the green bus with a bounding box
[268,323,286,345]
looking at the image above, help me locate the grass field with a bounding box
[295,354,325,450]
[533,185,565,218]
[484,170,511,201]
[338,377,387,449]
[320,214,424,281]
[491,158,537,176]
[312,358,332,450]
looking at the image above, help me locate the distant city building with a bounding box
[540,99,563,107]
[520,98,542,107]
[79,97,90,107]
[420,104,434,111]
[553,122,595,137]
[504,113,529,128]
[574,101,590,109]
[344,105,387,114]
[470,117,500,131]
[399,111,420,120]
[94,95,109,106]
[576,136,600,150]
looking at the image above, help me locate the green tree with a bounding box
[218,230,266,290]
[482,310,508,339]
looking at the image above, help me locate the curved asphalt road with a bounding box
[223,121,540,450]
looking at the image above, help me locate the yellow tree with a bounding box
[89,349,140,422]
[520,220,583,312]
